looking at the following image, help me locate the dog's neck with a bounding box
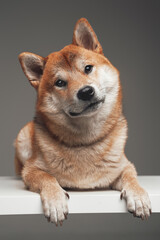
[34,100,122,147]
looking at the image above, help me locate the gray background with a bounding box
[0,0,159,239]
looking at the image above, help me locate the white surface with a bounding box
[0,176,159,215]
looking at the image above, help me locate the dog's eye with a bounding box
[55,79,67,88]
[84,65,93,74]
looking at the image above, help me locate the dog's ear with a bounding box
[19,52,45,89]
[72,18,103,54]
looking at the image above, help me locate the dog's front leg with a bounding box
[112,155,151,219]
[22,161,69,225]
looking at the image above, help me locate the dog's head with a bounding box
[19,18,120,122]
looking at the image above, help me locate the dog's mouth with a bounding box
[69,98,105,117]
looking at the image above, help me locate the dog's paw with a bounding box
[40,186,69,226]
[120,187,152,220]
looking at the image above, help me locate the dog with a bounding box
[15,18,151,225]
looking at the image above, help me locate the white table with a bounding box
[0,176,159,215]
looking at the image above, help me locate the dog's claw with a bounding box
[128,210,133,214]
[145,214,149,220]
[45,216,50,222]
[65,192,70,199]
[120,190,126,200]
[133,212,136,217]
[64,212,68,219]
[59,220,63,226]
[120,193,123,200]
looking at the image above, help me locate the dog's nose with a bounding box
[77,86,95,101]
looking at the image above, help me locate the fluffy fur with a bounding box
[15,18,151,225]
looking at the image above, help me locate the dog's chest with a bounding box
[43,140,123,189]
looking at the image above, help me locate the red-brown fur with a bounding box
[15,18,151,225]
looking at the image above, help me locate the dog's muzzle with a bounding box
[69,97,105,117]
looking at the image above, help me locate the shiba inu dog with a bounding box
[15,18,151,225]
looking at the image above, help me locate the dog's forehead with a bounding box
[47,46,79,66]
[46,45,104,72]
